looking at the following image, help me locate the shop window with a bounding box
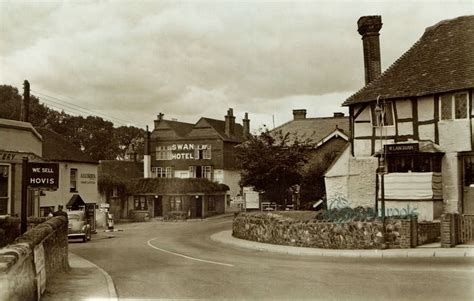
[152,167,173,178]
[386,155,442,173]
[372,102,394,127]
[70,168,78,192]
[156,146,172,160]
[0,165,9,215]
[208,198,216,212]
[440,92,469,120]
[465,157,474,186]
[134,196,148,210]
[170,196,183,211]
[190,166,212,180]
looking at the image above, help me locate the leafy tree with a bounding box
[0,84,144,161]
[236,129,313,205]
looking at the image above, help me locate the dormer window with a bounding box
[440,92,468,120]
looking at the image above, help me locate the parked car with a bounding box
[67,210,91,242]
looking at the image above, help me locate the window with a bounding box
[152,167,173,178]
[0,165,9,215]
[195,145,212,159]
[170,196,183,211]
[156,146,172,160]
[440,92,469,120]
[465,156,474,186]
[133,195,148,210]
[190,166,213,180]
[70,168,78,192]
[208,197,216,212]
[386,154,442,173]
[372,102,394,127]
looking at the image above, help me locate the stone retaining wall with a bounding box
[233,212,415,249]
[0,216,69,301]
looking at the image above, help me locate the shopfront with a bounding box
[461,152,474,215]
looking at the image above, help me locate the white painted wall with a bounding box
[439,120,471,152]
[442,152,461,213]
[396,99,412,119]
[222,170,241,199]
[419,124,435,141]
[40,162,100,208]
[378,200,438,221]
[398,122,413,136]
[418,96,434,122]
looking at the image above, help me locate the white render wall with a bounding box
[40,162,100,208]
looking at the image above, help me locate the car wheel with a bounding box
[82,235,87,242]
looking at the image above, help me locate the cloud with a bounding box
[1,1,472,130]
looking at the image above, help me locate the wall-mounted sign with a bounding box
[384,143,419,154]
[27,162,59,189]
[80,173,96,184]
[160,144,211,160]
[0,151,16,161]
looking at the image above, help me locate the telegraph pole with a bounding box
[21,80,30,122]
[21,156,29,234]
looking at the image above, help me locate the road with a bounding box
[70,216,474,300]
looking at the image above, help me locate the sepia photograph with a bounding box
[0,0,473,300]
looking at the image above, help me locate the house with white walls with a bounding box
[325,15,474,221]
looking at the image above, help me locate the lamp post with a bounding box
[374,100,386,222]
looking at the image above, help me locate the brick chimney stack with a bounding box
[242,112,250,139]
[225,108,235,136]
[358,16,383,85]
[293,109,307,120]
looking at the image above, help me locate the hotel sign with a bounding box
[169,144,210,160]
[27,162,59,189]
[384,143,419,154]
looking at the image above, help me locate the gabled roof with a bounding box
[98,160,143,180]
[193,117,245,142]
[151,119,194,139]
[344,15,474,106]
[272,116,350,146]
[36,128,97,164]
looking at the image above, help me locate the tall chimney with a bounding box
[154,113,164,129]
[144,125,151,178]
[225,108,235,136]
[293,109,307,120]
[242,112,250,139]
[21,80,30,122]
[358,16,382,85]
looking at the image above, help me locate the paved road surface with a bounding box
[70,217,474,300]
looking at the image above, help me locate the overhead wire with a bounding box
[31,89,144,128]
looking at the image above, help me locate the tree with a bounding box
[114,126,145,160]
[236,129,313,205]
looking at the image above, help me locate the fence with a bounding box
[441,213,474,247]
[458,214,474,244]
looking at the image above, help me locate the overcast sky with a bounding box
[0,0,472,131]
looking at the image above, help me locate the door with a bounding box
[196,196,203,218]
[154,196,163,217]
[463,156,474,214]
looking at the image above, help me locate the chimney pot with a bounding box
[225,108,235,136]
[358,15,382,85]
[243,112,250,140]
[293,109,307,120]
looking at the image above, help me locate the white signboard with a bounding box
[243,187,260,209]
[34,243,46,296]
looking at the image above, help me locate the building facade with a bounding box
[325,16,474,220]
[146,108,250,205]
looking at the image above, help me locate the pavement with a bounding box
[211,230,474,258]
[42,252,118,301]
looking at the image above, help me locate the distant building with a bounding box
[146,108,250,206]
[325,16,474,220]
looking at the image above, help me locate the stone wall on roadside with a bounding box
[233,212,415,250]
[0,216,69,301]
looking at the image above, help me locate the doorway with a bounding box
[463,155,474,214]
[195,196,203,218]
[154,196,163,217]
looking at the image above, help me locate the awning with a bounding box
[66,194,86,209]
[374,140,444,157]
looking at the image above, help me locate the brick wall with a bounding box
[0,216,68,301]
[418,221,440,245]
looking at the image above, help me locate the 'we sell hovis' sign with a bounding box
[27,163,59,190]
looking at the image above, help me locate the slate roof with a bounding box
[165,120,194,137]
[272,116,350,145]
[199,118,245,142]
[36,128,97,164]
[344,15,474,106]
[98,160,143,180]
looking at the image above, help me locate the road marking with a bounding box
[147,238,234,267]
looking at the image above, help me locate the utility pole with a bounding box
[21,80,30,122]
[21,156,29,234]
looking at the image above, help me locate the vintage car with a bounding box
[67,210,91,242]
